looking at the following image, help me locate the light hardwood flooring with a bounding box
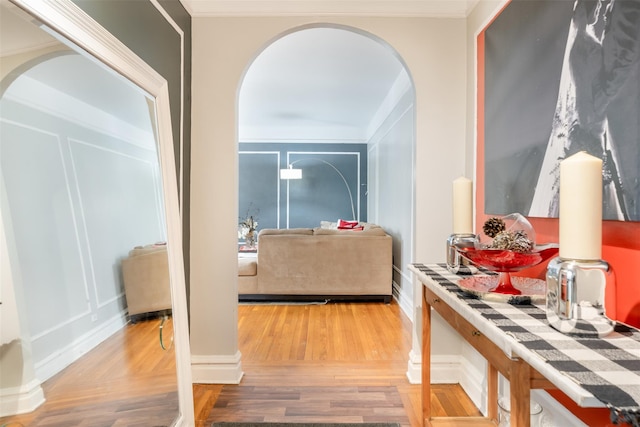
[0,317,179,426]
[195,301,481,427]
[0,300,480,426]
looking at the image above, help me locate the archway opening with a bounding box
[237,24,414,252]
[235,24,417,319]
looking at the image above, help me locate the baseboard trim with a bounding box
[431,354,463,384]
[393,281,413,320]
[0,378,45,417]
[191,351,244,384]
[35,312,127,383]
[406,349,421,384]
[459,351,487,414]
[406,350,462,384]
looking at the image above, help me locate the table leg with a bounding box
[422,287,432,426]
[487,363,498,423]
[510,358,531,427]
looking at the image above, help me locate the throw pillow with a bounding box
[320,220,338,229]
[337,219,362,230]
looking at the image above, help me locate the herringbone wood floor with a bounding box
[1,301,480,426]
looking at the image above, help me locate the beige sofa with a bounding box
[121,243,172,322]
[238,225,393,302]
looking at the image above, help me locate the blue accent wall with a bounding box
[239,143,367,232]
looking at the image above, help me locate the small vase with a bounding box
[245,230,256,247]
[497,397,544,426]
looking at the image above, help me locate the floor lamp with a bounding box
[280,158,357,221]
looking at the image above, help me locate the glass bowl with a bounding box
[456,244,559,299]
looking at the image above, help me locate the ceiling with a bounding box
[239,27,408,143]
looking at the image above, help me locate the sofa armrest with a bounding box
[121,247,172,318]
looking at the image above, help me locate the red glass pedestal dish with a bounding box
[456,245,558,303]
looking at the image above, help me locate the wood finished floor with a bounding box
[0,317,178,426]
[1,301,481,426]
[195,301,481,427]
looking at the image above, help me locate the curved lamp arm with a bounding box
[282,158,356,221]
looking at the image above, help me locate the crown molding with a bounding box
[180,0,478,18]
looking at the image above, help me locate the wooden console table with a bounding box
[410,263,640,427]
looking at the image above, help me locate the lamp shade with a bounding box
[280,167,302,180]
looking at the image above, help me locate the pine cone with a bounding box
[490,231,514,250]
[489,230,534,252]
[483,217,506,238]
[511,230,534,253]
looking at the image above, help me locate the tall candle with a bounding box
[559,151,602,260]
[452,177,473,234]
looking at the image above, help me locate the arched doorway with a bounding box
[236,23,417,336]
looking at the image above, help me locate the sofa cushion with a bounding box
[320,220,381,231]
[238,258,257,276]
[320,220,338,229]
[313,227,387,236]
[359,222,381,230]
[259,228,313,236]
[128,242,167,257]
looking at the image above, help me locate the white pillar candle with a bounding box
[559,151,602,260]
[452,177,473,234]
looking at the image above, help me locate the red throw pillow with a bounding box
[337,219,360,229]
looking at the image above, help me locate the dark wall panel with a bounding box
[239,143,367,233]
[239,152,279,230]
[71,0,192,298]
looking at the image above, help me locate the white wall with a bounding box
[190,15,467,383]
[367,74,415,312]
[0,68,164,386]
